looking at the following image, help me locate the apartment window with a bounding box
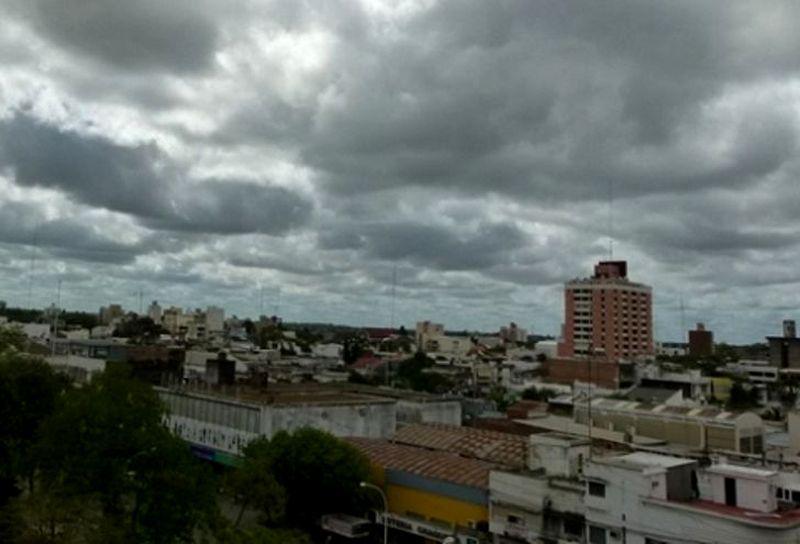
[564,518,583,537]
[588,481,606,497]
[589,526,607,544]
[792,490,800,504]
[777,487,784,499]
[507,515,522,524]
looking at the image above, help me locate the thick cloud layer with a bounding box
[1,0,800,341]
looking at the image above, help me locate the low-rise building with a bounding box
[574,398,764,454]
[159,384,398,463]
[392,423,528,468]
[489,433,590,543]
[585,452,800,544]
[723,359,779,385]
[348,437,492,543]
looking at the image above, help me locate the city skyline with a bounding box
[1,1,800,343]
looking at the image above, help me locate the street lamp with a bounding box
[360,481,388,544]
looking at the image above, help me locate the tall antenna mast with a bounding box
[274,287,281,317]
[27,232,39,309]
[608,178,614,260]
[390,263,397,329]
[679,295,686,343]
[51,279,61,357]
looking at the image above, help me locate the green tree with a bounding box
[0,352,67,504]
[727,382,759,410]
[0,326,28,353]
[226,438,286,528]
[267,428,370,528]
[342,335,366,365]
[113,317,165,343]
[215,526,311,544]
[521,387,557,401]
[394,352,453,393]
[35,366,217,542]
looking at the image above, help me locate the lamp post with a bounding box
[360,481,388,544]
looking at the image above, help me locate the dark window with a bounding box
[589,526,607,544]
[777,487,784,499]
[507,515,521,524]
[588,481,606,497]
[792,491,800,504]
[563,518,583,536]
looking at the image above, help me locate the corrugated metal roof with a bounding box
[346,437,494,489]
[391,423,527,469]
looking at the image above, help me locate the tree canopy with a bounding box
[238,429,371,528]
[35,366,217,542]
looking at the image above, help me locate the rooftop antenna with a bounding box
[607,177,614,260]
[679,295,687,343]
[27,232,39,310]
[51,279,61,357]
[274,287,281,317]
[390,263,397,329]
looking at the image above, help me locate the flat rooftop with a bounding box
[160,383,397,407]
[706,464,777,480]
[600,452,696,471]
[648,498,800,528]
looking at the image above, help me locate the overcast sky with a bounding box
[1,1,799,342]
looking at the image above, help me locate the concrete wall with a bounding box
[491,471,584,515]
[789,411,800,455]
[263,402,396,439]
[158,388,398,456]
[544,358,621,389]
[701,472,776,513]
[396,399,461,425]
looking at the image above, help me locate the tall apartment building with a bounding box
[688,322,713,357]
[557,261,653,362]
[147,300,162,324]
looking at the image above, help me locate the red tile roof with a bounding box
[346,437,495,489]
[391,423,527,469]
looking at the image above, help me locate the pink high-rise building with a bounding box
[557,261,653,362]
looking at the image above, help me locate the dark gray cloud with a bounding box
[211,0,800,205]
[0,114,313,235]
[1,0,800,341]
[15,0,219,73]
[319,221,527,271]
[0,201,143,264]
